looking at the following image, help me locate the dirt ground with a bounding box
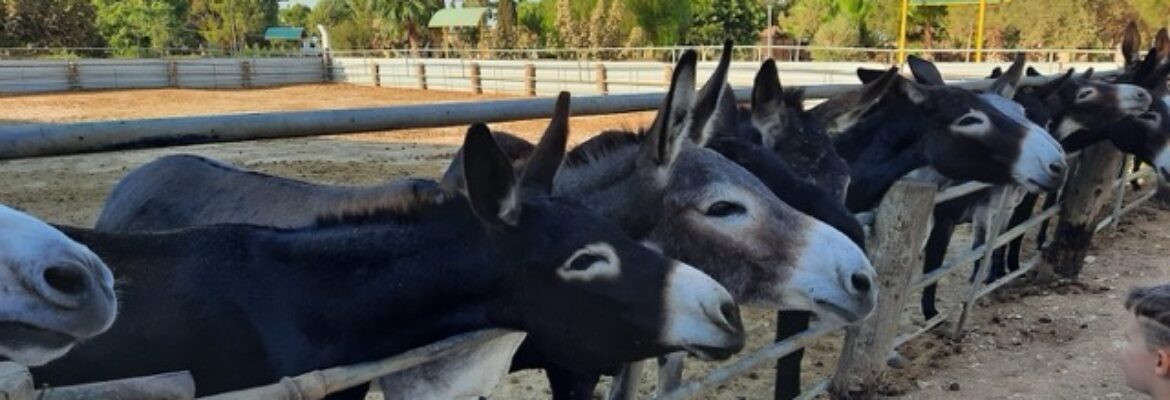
[2,84,1166,400]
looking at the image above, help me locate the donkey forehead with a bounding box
[668,147,775,196]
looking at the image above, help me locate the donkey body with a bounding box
[0,205,116,367]
[37,120,745,399]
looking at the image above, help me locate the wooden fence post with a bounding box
[167,60,179,88]
[240,61,253,88]
[830,180,936,400]
[524,63,536,97]
[469,63,482,94]
[65,61,80,90]
[595,63,608,95]
[1041,142,1124,279]
[416,64,428,90]
[1,362,34,400]
[370,63,381,87]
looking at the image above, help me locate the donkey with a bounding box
[839,57,1071,214]
[0,204,116,367]
[34,119,746,399]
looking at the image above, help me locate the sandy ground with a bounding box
[2,84,1166,400]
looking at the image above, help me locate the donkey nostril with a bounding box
[43,265,88,297]
[720,301,743,332]
[851,272,872,293]
[1049,162,1067,175]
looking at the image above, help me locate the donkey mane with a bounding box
[564,130,643,167]
[313,179,458,226]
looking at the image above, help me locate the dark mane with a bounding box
[313,179,459,226]
[564,130,643,167]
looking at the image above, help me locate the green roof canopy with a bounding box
[265,27,306,40]
[428,7,489,28]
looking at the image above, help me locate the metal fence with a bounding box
[0,68,1156,399]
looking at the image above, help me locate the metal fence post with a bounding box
[830,180,936,399]
[470,62,482,94]
[370,62,381,87]
[595,63,608,95]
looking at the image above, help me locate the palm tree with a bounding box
[385,0,442,55]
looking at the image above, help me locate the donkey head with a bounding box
[1111,49,1170,181]
[1036,68,1151,139]
[460,93,744,370]
[892,55,1067,192]
[573,49,878,323]
[736,58,852,201]
[0,205,117,366]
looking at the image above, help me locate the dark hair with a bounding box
[1126,285,1170,348]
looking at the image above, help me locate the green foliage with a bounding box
[3,0,102,48]
[811,13,864,60]
[780,0,832,39]
[626,0,691,45]
[687,0,765,45]
[280,4,312,30]
[93,0,185,55]
[1129,0,1170,30]
[189,0,278,52]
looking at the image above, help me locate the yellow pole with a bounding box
[974,0,987,62]
[898,0,910,64]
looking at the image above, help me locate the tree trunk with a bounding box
[1040,143,1123,280]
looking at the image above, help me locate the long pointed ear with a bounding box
[859,67,900,105]
[1025,66,1042,77]
[750,58,786,147]
[518,92,569,195]
[642,50,697,170]
[1033,68,1074,99]
[1124,21,1141,65]
[897,74,930,104]
[856,67,888,84]
[463,123,520,228]
[908,55,945,86]
[690,39,737,146]
[988,67,1003,79]
[1081,68,1095,80]
[1135,48,1161,84]
[989,53,1026,99]
[1156,28,1170,60]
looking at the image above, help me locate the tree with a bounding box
[1129,0,1170,31]
[280,4,312,30]
[93,0,186,55]
[4,0,101,48]
[385,0,441,53]
[687,0,765,45]
[780,0,831,40]
[190,0,277,53]
[626,0,691,45]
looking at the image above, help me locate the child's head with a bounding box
[1122,284,1170,394]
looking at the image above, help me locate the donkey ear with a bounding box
[1025,66,1042,77]
[856,67,888,84]
[907,55,945,86]
[1034,68,1075,99]
[1123,21,1141,65]
[750,58,786,147]
[642,50,697,170]
[1081,68,1095,80]
[519,92,570,195]
[689,39,737,146]
[898,76,930,105]
[859,67,900,106]
[462,123,520,228]
[988,67,1003,79]
[989,53,1026,99]
[441,132,536,192]
[1143,61,1170,95]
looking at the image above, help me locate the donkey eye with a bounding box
[568,253,607,271]
[705,201,746,217]
[1141,112,1160,122]
[1077,89,1094,100]
[956,116,983,126]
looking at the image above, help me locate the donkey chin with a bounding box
[779,222,878,325]
[0,325,78,366]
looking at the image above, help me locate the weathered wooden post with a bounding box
[415,64,428,90]
[1,362,34,400]
[1041,142,1124,279]
[65,61,80,90]
[830,180,936,400]
[469,62,483,94]
[524,63,536,97]
[595,63,608,95]
[167,60,179,88]
[240,60,253,88]
[369,63,381,87]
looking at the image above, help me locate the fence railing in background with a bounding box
[0,67,1156,400]
[0,58,326,94]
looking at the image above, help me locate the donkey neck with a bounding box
[833,100,928,165]
[554,135,662,239]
